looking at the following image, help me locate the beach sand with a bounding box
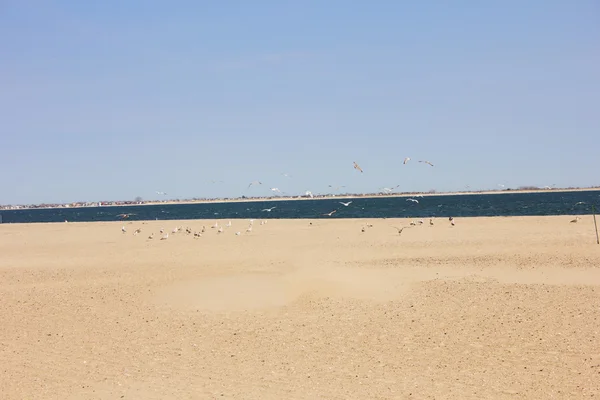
[1,216,599,399]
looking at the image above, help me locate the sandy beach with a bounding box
[1,216,599,399]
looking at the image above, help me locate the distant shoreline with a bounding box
[2,187,599,211]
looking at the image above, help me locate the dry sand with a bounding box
[1,216,599,399]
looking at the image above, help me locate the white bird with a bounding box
[323,210,337,216]
[211,222,218,228]
[305,191,314,198]
[392,226,410,235]
[148,233,154,239]
[121,226,126,233]
[339,201,352,207]
[248,181,262,189]
[160,228,164,234]
[133,228,141,235]
[419,160,434,167]
[226,221,232,227]
[156,191,167,195]
[403,157,411,165]
[160,233,169,240]
[246,226,253,233]
[570,217,581,223]
[218,227,224,233]
[235,231,241,236]
[353,161,363,173]
[262,206,277,212]
[271,188,281,193]
[406,198,419,203]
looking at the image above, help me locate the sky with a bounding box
[1,1,599,204]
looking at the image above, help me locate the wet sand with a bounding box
[1,216,599,399]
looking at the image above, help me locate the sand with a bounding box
[1,216,599,399]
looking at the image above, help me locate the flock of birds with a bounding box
[120,218,271,240]
[154,159,436,200]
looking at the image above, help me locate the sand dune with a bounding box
[1,216,599,399]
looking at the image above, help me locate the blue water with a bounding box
[1,191,598,224]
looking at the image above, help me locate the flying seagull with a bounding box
[156,191,167,195]
[403,157,411,165]
[270,188,281,193]
[262,206,277,212]
[248,181,262,189]
[339,201,352,207]
[323,210,337,216]
[305,191,314,198]
[419,160,434,167]
[392,226,410,236]
[353,161,363,173]
[406,198,419,203]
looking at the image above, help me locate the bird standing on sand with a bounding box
[121,226,127,233]
[353,161,363,173]
[570,217,581,223]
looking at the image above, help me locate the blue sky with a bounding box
[1,1,599,204]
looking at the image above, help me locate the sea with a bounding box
[1,190,599,224]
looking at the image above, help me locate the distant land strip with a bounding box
[2,186,599,211]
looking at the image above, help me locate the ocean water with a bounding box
[1,191,599,224]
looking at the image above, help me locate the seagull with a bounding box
[262,206,277,212]
[211,222,218,229]
[570,217,581,223]
[403,157,411,165]
[323,210,337,216]
[305,190,314,198]
[406,198,419,203]
[281,173,292,178]
[117,213,136,220]
[156,191,167,195]
[419,160,434,167]
[226,221,232,227]
[133,228,142,236]
[339,201,352,207]
[270,188,281,193]
[148,233,154,239]
[218,227,224,233]
[160,233,169,240]
[248,181,262,189]
[235,231,241,236]
[353,161,363,173]
[246,226,253,233]
[392,226,410,235]
[121,226,126,233]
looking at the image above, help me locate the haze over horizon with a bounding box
[2,1,599,205]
